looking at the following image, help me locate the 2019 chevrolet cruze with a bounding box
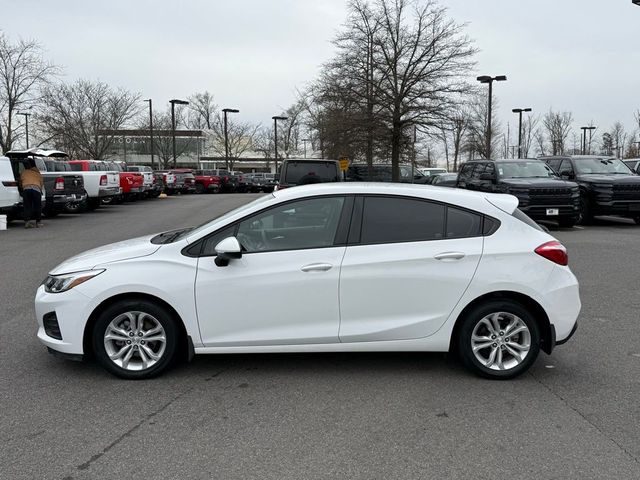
[36,183,580,380]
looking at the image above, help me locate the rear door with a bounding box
[338,195,483,342]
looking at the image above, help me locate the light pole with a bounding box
[302,138,311,158]
[477,75,507,159]
[17,111,32,149]
[272,115,287,171]
[144,99,155,168]
[222,108,239,170]
[512,108,532,158]
[580,126,596,155]
[170,99,189,167]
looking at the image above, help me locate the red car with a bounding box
[193,170,221,194]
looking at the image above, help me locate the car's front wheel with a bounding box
[92,300,179,379]
[457,300,540,379]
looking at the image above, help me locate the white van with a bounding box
[0,156,21,220]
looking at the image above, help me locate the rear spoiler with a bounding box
[484,193,519,215]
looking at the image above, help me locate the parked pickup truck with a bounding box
[126,165,156,197]
[0,155,44,222]
[193,170,221,193]
[106,161,144,201]
[68,160,120,210]
[154,170,176,194]
[6,149,85,217]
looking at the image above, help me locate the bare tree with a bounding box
[148,108,193,168]
[38,79,140,159]
[521,115,539,158]
[207,113,261,170]
[0,34,60,152]
[542,110,573,155]
[533,128,547,157]
[608,122,626,159]
[187,91,217,130]
[466,90,501,159]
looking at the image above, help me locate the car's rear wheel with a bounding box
[92,300,178,379]
[457,300,540,380]
[195,183,205,194]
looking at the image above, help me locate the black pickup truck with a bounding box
[456,159,580,227]
[7,150,87,216]
[542,155,640,225]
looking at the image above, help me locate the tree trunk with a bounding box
[391,118,402,182]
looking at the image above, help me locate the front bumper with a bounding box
[35,285,90,355]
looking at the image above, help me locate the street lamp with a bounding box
[512,108,532,158]
[477,75,507,159]
[580,126,596,155]
[222,108,239,170]
[302,138,311,158]
[272,115,288,171]
[170,99,189,167]
[144,99,155,168]
[17,110,32,149]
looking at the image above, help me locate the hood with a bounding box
[500,178,575,188]
[577,174,640,184]
[50,235,161,275]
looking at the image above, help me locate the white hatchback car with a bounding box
[36,183,580,379]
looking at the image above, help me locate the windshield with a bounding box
[164,194,274,243]
[574,158,632,175]
[498,161,556,179]
[283,161,339,184]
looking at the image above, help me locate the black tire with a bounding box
[577,194,593,226]
[65,201,83,214]
[92,299,179,379]
[633,217,640,225]
[87,198,101,211]
[195,183,205,194]
[558,216,577,228]
[456,300,541,380]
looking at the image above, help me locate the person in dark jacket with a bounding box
[20,159,44,228]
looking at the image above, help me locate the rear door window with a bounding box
[359,196,445,244]
[446,207,483,238]
[458,163,475,182]
[284,161,339,184]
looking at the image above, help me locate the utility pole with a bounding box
[144,99,154,168]
[272,116,287,172]
[17,112,31,149]
[512,108,532,158]
[477,75,507,159]
[170,99,189,167]
[223,108,239,170]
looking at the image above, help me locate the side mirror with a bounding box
[214,236,242,267]
[479,172,495,182]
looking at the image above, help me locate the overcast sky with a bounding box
[2,0,640,141]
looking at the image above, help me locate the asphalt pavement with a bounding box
[1,193,639,479]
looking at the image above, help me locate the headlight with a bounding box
[43,269,105,294]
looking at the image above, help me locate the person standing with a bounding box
[20,159,45,228]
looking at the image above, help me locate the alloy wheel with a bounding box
[103,311,167,371]
[470,312,531,371]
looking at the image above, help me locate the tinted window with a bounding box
[360,197,445,244]
[283,161,339,184]
[236,196,345,253]
[458,163,475,182]
[470,163,486,181]
[546,159,562,172]
[559,159,574,175]
[446,207,482,238]
[69,163,82,171]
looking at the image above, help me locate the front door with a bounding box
[195,195,349,347]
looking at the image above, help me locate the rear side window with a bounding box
[446,207,482,238]
[470,163,486,181]
[284,161,339,184]
[546,159,562,172]
[360,197,445,244]
[69,163,82,171]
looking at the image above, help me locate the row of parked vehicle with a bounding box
[280,156,640,227]
[0,149,278,223]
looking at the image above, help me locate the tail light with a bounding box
[2,181,18,187]
[99,175,107,186]
[535,241,568,266]
[55,177,65,190]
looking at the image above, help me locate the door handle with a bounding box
[434,252,466,261]
[301,263,333,272]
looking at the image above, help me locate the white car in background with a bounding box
[35,183,580,380]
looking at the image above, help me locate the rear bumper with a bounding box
[98,187,120,197]
[52,192,87,204]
